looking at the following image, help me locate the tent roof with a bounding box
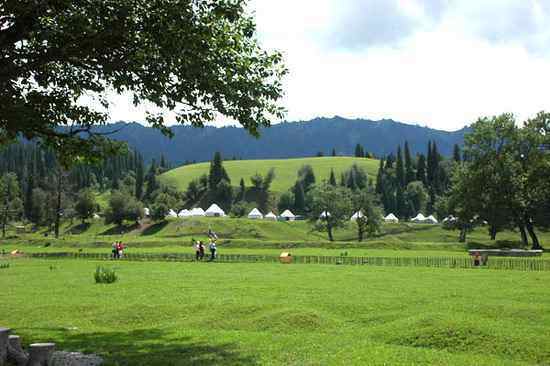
[265,212,277,218]
[426,215,438,223]
[205,203,225,214]
[280,209,295,218]
[385,213,398,220]
[190,207,205,216]
[248,208,263,217]
[412,213,426,221]
[320,211,331,218]
[350,211,365,220]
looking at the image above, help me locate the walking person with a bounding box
[208,240,217,262]
[199,241,205,260]
[111,242,117,259]
[194,240,201,261]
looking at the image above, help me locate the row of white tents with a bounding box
[381,212,438,224]
[148,204,438,224]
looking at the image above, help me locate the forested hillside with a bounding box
[90,117,468,164]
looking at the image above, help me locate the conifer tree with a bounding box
[293,181,306,214]
[331,148,337,157]
[396,146,405,188]
[375,158,385,194]
[404,141,415,184]
[135,154,144,200]
[416,154,427,185]
[329,169,337,186]
[453,144,462,163]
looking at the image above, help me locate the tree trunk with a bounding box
[54,173,62,239]
[525,219,542,250]
[327,224,334,242]
[489,225,497,240]
[459,227,467,243]
[518,224,528,247]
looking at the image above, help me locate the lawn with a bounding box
[1,259,549,365]
[159,156,380,193]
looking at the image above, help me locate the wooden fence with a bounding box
[24,252,550,272]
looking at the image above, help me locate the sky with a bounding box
[108,0,550,131]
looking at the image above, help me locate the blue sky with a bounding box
[103,0,550,131]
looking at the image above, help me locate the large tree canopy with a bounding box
[0,0,286,165]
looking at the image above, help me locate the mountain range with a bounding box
[97,116,469,165]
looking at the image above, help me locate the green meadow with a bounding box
[1,259,549,365]
[159,156,380,193]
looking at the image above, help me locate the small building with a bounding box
[265,212,277,221]
[319,211,331,219]
[350,211,365,221]
[190,207,205,217]
[411,213,426,223]
[205,204,226,217]
[247,208,263,220]
[178,209,191,218]
[166,209,178,218]
[280,209,296,221]
[384,213,399,223]
[425,215,438,224]
[143,207,150,217]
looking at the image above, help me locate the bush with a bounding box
[94,266,118,284]
[0,262,10,269]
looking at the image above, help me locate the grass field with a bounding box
[2,217,548,257]
[2,259,549,365]
[159,156,379,193]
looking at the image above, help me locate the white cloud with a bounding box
[99,0,550,131]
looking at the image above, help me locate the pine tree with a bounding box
[354,144,364,157]
[375,158,385,194]
[396,146,405,188]
[208,152,229,189]
[237,178,246,201]
[328,169,337,186]
[416,154,427,185]
[331,148,336,157]
[135,153,144,200]
[293,181,306,214]
[144,160,158,201]
[404,141,415,184]
[426,141,434,185]
[453,144,461,163]
[24,174,34,220]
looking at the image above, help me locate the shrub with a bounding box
[0,262,10,269]
[94,266,118,284]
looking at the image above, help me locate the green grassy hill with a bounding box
[160,156,379,192]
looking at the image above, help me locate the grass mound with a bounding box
[382,316,550,364]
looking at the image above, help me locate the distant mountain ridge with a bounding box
[96,117,469,164]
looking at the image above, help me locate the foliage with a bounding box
[353,189,383,241]
[74,189,97,223]
[405,181,428,218]
[297,165,316,192]
[105,190,143,226]
[308,183,353,241]
[1,0,286,165]
[277,191,294,214]
[0,172,23,237]
[94,266,118,284]
[230,201,255,218]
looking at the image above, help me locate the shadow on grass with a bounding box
[66,223,91,235]
[141,221,169,236]
[100,224,140,236]
[24,328,258,366]
[466,240,526,250]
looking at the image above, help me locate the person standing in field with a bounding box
[199,241,205,260]
[118,241,125,259]
[111,242,118,259]
[209,240,217,261]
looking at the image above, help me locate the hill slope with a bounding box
[95,117,468,164]
[160,156,379,193]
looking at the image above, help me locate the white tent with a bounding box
[442,215,455,223]
[280,209,296,221]
[205,204,226,217]
[166,209,178,218]
[265,212,277,221]
[92,213,101,220]
[190,207,205,217]
[411,213,426,223]
[384,213,399,223]
[350,211,365,221]
[248,208,263,220]
[178,209,191,218]
[426,215,438,224]
[143,207,150,217]
[320,211,331,219]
